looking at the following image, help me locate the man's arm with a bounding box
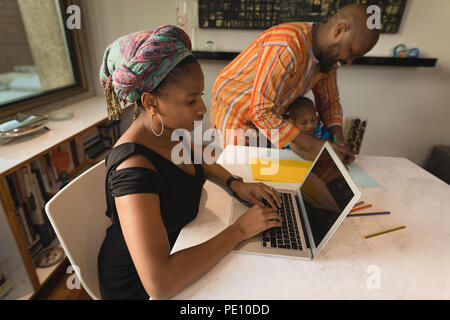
[312,71,354,163]
[248,44,300,148]
[312,70,344,135]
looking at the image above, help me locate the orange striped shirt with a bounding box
[210,22,343,148]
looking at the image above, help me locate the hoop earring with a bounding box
[151,112,164,136]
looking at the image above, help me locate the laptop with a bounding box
[229,142,361,259]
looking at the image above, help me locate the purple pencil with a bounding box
[347,211,390,217]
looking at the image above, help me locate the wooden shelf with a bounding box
[193,51,438,67]
[352,56,437,67]
[0,97,115,300]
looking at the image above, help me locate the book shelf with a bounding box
[0,96,120,300]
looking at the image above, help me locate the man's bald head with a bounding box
[312,4,380,73]
[330,4,380,52]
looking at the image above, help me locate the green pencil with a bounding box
[333,135,337,144]
[363,226,406,239]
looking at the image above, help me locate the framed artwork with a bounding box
[198,0,407,33]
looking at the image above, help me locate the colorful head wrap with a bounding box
[99,25,192,120]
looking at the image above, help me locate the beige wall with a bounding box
[17,0,75,91]
[82,0,450,165]
[0,0,34,73]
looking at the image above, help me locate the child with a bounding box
[284,96,331,158]
[285,96,330,141]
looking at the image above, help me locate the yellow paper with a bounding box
[250,158,313,183]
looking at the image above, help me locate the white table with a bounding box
[171,146,450,299]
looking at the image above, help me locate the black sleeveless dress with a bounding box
[97,142,206,300]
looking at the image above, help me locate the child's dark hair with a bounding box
[286,96,315,120]
[151,55,199,97]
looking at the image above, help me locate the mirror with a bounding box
[0,0,85,116]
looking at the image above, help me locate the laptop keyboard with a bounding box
[262,192,303,251]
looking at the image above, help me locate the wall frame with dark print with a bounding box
[198,0,407,33]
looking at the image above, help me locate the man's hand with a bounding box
[291,132,354,164]
[327,126,355,164]
[339,143,355,164]
[331,143,354,164]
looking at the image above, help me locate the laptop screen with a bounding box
[300,148,355,248]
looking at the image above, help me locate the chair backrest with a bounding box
[45,160,111,300]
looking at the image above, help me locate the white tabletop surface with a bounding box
[171,145,450,299]
[0,96,107,176]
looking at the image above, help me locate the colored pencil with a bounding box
[354,201,365,207]
[349,204,372,213]
[363,226,406,239]
[347,211,390,217]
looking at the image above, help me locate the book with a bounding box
[31,172,46,212]
[31,168,50,203]
[30,169,56,246]
[78,127,100,148]
[85,140,107,159]
[16,205,34,245]
[75,126,102,162]
[79,126,99,142]
[58,142,76,174]
[15,169,28,203]
[10,172,24,205]
[5,176,19,208]
[21,198,38,243]
[21,165,44,226]
[98,120,121,148]
[14,169,38,241]
[69,139,80,168]
[35,158,52,194]
[0,178,36,247]
[83,135,101,149]
[74,136,85,164]
[44,153,59,184]
[4,174,35,246]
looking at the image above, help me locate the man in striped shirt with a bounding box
[210,4,379,163]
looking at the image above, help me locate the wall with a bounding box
[17,0,75,91]
[0,0,34,73]
[82,0,450,166]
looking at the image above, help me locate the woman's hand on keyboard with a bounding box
[231,181,282,209]
[233,204,283,240]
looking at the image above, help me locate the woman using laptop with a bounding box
[97,25,282,300]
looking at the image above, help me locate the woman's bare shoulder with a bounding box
[114,137,157,172]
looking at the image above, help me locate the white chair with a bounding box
[45,160,111,300]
